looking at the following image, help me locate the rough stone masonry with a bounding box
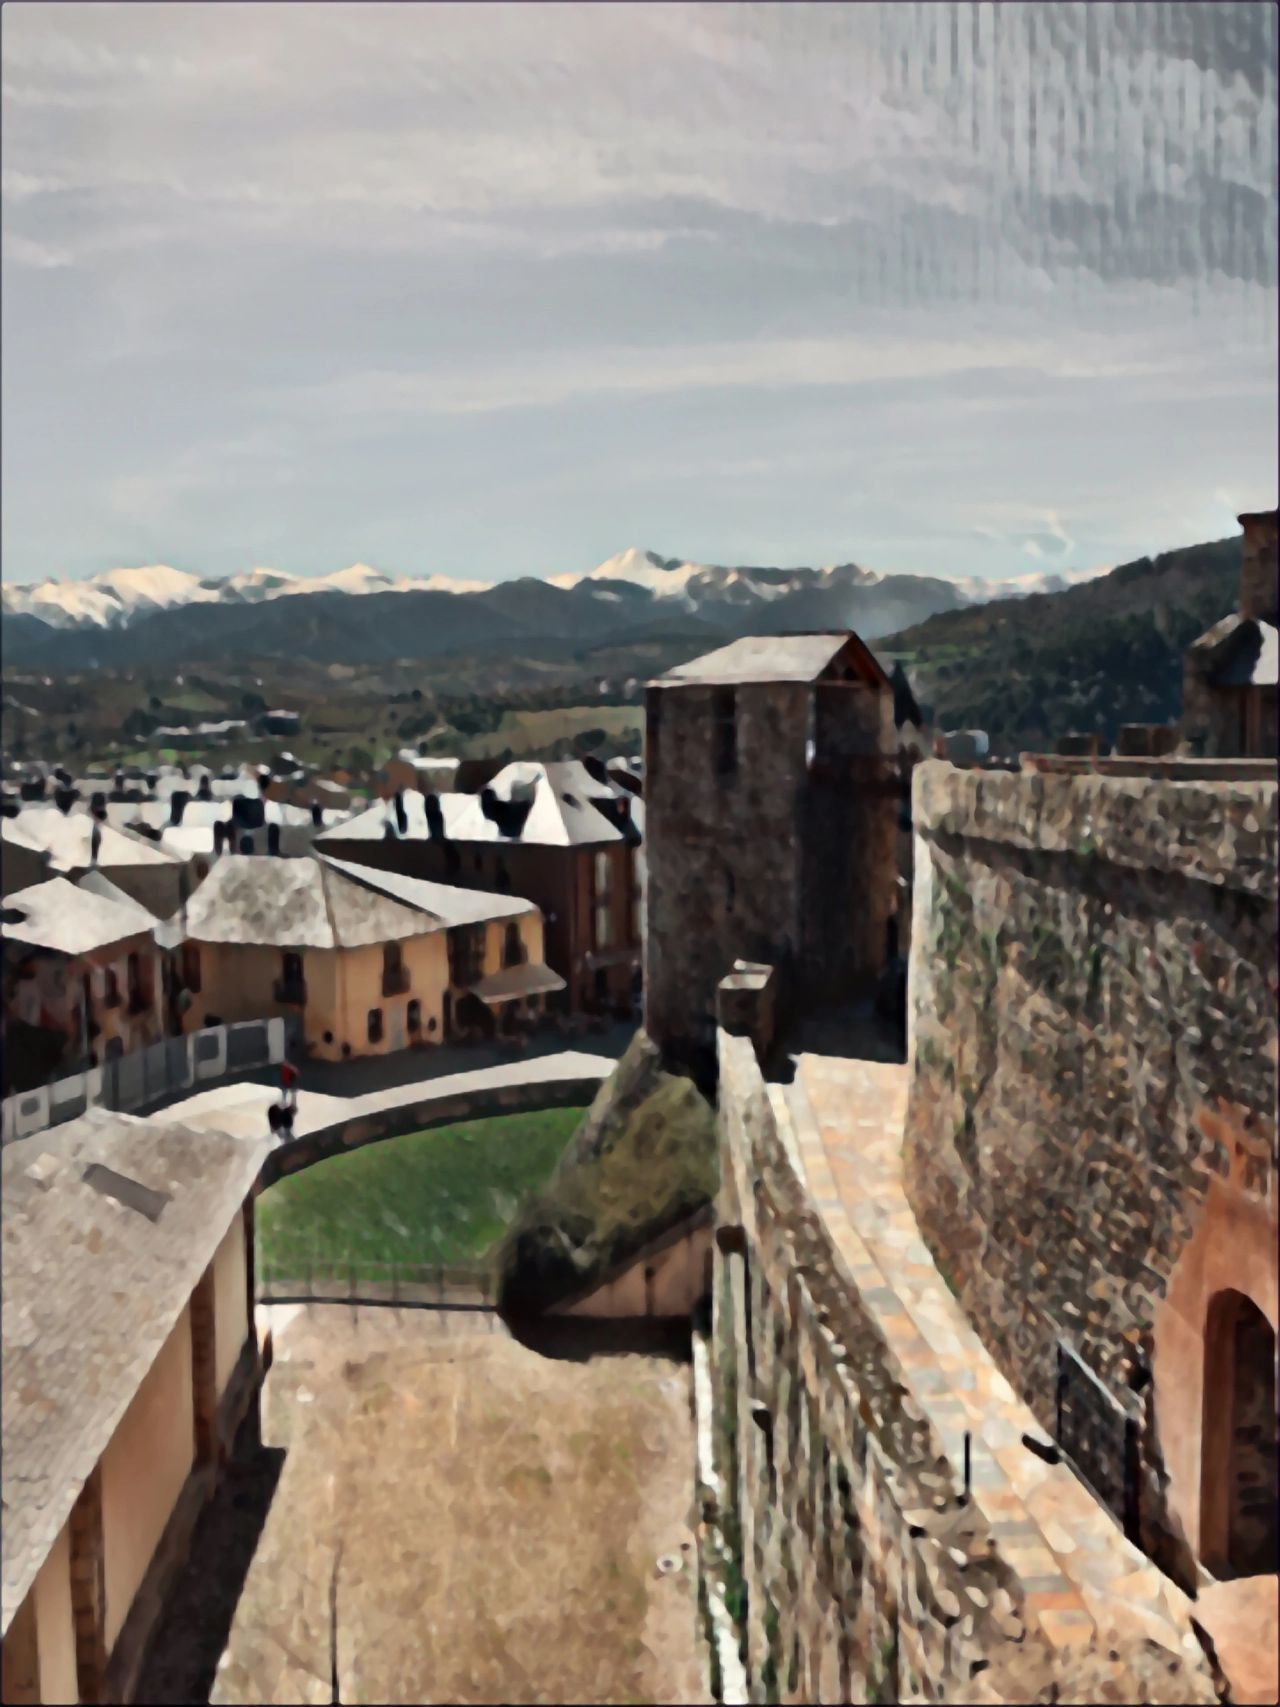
[903,760,1277,1592]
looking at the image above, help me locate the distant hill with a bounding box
[880,535,1243,750]
[1,545,1106,672]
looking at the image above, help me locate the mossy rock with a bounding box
[492,1030,717,1317]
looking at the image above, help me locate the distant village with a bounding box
[1,509,1274,1108]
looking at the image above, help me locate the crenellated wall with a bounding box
[903,760,1278,1588]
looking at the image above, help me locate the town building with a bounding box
[642,633,899,1082]
[0,1108,269,1705]
[1183,508,1278,758]
[170,852,559,1057]
[2,878,167,1094]
[316,759,644,1017]
[1,810,187,917]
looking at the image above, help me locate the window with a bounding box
[382,940,409,996]
[503,922,525,968]
[713,688,737,776]
[103,967,121,1008]
[593,850,614,950]
[448,924,486,988]
[407,998,422,1033]
[182,943,202,994]
[367,1007,384,1045]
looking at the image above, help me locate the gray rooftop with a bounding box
[3,875,159,957]
[317,760,633,849]
[177,855,444,949]
[2,1109,270,1636]
[318,855,537,927]
[3,808,182,873]
[656,632,885,686]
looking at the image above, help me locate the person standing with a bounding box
[280,1055,299,1112]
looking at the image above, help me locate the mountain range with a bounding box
[1,548,1107,670]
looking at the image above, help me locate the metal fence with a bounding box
[2,1014,303,1145]
[256,1253,496,1310]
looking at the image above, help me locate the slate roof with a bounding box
[318,855,537,927]
[2,1109,270,1636]
[177,855,442,949]
[1187,614,1280,688]
[656,632,890,687]
[3,809,182,873]
[317,761,633,849]
[3,876,158,957]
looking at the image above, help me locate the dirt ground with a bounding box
[205,1304,709,1706]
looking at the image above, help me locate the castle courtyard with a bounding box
[140,1303,708,1706]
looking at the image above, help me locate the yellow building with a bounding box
[1,1108,271,1705]
[171,853,562,1060]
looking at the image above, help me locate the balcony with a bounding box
[273,977,308,1007]
[381,966,411,998]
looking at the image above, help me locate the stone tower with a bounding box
[642,632,899,1083]
[1239,507,1278,624]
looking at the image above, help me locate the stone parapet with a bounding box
[915,758,1276,899]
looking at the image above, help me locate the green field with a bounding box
[255,1107,587,1276]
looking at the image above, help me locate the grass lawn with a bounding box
[255,1106,587,1277]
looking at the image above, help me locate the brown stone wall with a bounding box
[707,1026,1215,1703]
[903,760,1278,1582]
[644,674,896,1081]
[1239,511,1278,623]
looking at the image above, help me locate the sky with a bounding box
[2,0,1277,589]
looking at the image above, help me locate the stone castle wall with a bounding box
[903,760,1277,1584]
[707,1025,1216,1704]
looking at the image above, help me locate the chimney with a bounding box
[239,834,254,855]
[169,790,190,827]
[311,801,323,828]
[424,793,445,840]
[197,773,213,801]
[91,792,107,822]
[394,790,409,836]
[1239,509,1279,623]
[267,822,282,856]
[90,823,102,865]
[54,787,77,815]
[212,820,226,857]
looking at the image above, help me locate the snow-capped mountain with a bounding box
[1,547,1111,639]
[2,562,490,628]
[552,546,1106,612]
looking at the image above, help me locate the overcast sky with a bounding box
[2,1,1276,588]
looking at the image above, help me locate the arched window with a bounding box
[1201,1290,1278,1577]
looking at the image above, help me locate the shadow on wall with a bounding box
[132,1423,285,1707]
[506,1314,693,1365]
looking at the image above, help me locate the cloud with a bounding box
[1,2,1276,583]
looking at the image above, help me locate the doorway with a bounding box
[1201,1289,1278,1578]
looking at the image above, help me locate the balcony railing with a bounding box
[381,966,411,998]
[273,977,307,1007]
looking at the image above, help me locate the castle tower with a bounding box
[642,632,899,1083]
[1239,508,1278,624]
